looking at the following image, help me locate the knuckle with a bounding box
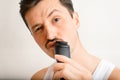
[61,65,68,76]
[64,63,69,68]
[61,69,66,77]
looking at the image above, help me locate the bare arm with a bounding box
[109,67,120,80]
[31,68,48,80]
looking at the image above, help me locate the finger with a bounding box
[55,54,71,63]
[53,63,64,72]
[53,71,61,80]
[53,67,74,80]
[53,62,72,79]
[55,54,80,68]
[53,63,82,80]
[55,54,90,73]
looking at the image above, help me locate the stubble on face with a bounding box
[25,0,79,58]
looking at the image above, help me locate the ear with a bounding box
[73,12,80,29]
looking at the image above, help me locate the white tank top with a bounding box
[43,59,115,80]
[92,59,115,80]
[43,63,54,80]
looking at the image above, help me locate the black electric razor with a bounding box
[54,41,70,80]
[54,41,70,58]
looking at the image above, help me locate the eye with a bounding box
[34,26,43,32]
[54,17,60,23]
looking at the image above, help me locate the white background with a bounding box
[0,0,120,79]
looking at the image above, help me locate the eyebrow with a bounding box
[47,9,60,18]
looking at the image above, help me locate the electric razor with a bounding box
[54,41,70,80]
[54,41,70,58]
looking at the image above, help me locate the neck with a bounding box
[71,38,100,74]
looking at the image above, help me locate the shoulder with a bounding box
[109,67,120,80]
[31,67,48,80]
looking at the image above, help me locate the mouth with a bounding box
[45,39,63,50]
[47,41,56,50]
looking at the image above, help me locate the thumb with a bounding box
[55,54,70,63]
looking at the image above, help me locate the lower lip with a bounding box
[50,44,55,49]
[47,43,55,49]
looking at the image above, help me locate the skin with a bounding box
[25,0,120,80]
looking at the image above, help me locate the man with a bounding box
[19,0,120,79]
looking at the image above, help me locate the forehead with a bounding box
[25,0,66,17]
[25,0,70,27]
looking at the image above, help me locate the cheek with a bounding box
[58,20,76,40]
[62,25,77,46]
[33,35,45,49]
[59,26,75,41]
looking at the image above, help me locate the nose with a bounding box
[45,23,57,40]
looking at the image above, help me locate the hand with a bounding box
[53,55,93,80]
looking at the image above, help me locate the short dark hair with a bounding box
[19,0,74,29]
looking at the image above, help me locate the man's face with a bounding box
[25,0,79,58]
